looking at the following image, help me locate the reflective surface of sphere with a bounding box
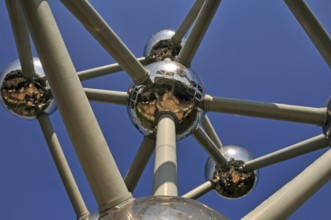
[144,29,183,61]
[128,60,205,139]
[0,58,56,119]
[205,145,258,199]
[99,196,227,220]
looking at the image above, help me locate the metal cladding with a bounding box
[0,58,56,119]
[205,145,258,199]
[144,30,183,62]
[128,60,205,139]
[98,196,227,220]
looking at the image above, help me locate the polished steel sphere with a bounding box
[0,58,56,119]
[128,60,205,139]
[205,145,258,199]
[98,196,227,220]
[144,29,183,61]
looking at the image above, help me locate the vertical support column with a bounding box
[21,0,131,212]
[153,114,178,196]
[242,149,331,220]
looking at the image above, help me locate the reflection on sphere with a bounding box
[128,60,205,139]
[205,145,258,199]
[0,58,56,119]
[144,29,183,61]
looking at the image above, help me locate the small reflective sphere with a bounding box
[144,29,183,61]
[128,60,205,139]
[99,196,227,220]
[205,145,258,199]
[0,58,56,119]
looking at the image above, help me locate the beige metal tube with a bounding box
[285,0,331,68]
[244,134,330,172]
[21,0,131,212]
[176,0,222,66]
[242,149,331,220]
[172,0,205,44]
[60,0,150,84]
[78,57,148,81]
[182,180,215,199]
[193,126,227,166]
[38,114,89,218]
[125,136,155,193]
[5,0,35,78]
[202,115,223,148]
[84,88,128,106]
[203,95,327,126]
[153,114,178,196]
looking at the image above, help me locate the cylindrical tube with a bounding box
[21,0,131,212]
[6,0,35,78]
[84,88,128,106]
[153,114,178,196]
[203,95,327,126]
[125,136,155,193]
[285,0,331,68]
[182,180,215,200]
[60,0,150,84]
[172,0,205,44]
[243,149,331,219]
[176,0,222,66]
[244,134,330,172]
[38,114,89,218]
[193,127,227,166]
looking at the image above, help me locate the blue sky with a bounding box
[0,1,330,219]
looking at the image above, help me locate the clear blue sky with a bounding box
[0,1,330,219]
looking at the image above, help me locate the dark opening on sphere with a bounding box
[128,60,205,139]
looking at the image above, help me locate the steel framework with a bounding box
[0,0,330,219]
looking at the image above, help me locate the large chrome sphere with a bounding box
[205,145,258,199]
[128,60,205,139]
[144,29,183,61]
[98,196,227,220]
[0,58,56,119]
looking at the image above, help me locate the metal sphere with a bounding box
[127,60,205,139]
[98,196,227,220]
[0,58,56,119]
[144,29,183,61]
[205,145,258,199]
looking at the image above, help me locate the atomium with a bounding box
[128,60,205,139]
[0,58,56,119]
[205,145,258,199]
[1,0,331,219]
